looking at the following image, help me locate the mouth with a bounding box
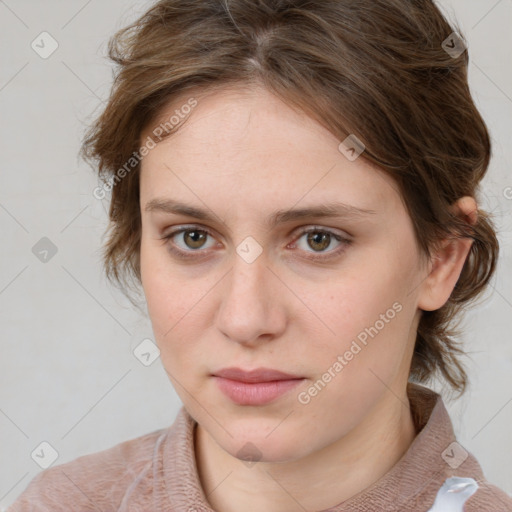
[211,367,306,406]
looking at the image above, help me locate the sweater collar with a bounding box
[162,382,458,511]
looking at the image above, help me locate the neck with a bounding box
[194,388,417,512]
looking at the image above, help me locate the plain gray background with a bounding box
[1,0,511,508]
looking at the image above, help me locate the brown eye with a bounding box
[182,229,208,249]
[161,226,217,259]
[291,227,351,262]
[306,231,332,252]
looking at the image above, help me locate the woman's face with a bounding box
[139,84,427,462]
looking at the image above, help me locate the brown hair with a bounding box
[80,0,498,398]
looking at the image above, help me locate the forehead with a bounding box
[139,85,402,217]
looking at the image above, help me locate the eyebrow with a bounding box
[144,198,376,229]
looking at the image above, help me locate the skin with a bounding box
[138,84,476,512]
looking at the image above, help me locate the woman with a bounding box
[9,0,512,510]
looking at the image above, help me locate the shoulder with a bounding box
[7,426,169,512]
[464,479,512,512]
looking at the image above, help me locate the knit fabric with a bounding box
[8,382,512,511]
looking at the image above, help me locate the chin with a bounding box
[220,427,309,465]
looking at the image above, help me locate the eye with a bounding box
[160,225,351,261]
[290,227,351,260]
[160,226,217,259]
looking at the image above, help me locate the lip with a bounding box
[213,367,303,383]
[212,367,305,406]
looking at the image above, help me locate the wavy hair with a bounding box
[81,0,499,398]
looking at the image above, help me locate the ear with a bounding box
[417,196,477,312]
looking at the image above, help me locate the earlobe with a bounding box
[417,196,477,312]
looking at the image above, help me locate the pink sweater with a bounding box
[8,382,512,511]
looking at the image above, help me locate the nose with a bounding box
[215,250,287,347]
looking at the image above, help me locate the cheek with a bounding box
[140,238,182,339]
[140,238,214,366]
[306,250,417,378]
[319,269,403,340]
[300,282,413,427]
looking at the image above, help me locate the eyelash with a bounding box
[159,225,352,262]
